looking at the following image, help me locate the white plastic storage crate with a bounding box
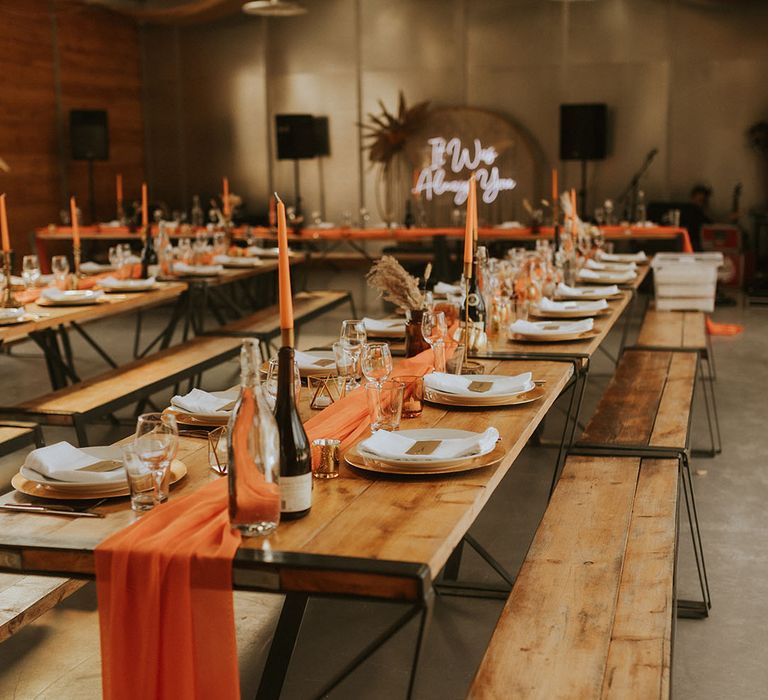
[651,252,723,312]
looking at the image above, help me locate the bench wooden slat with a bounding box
[581,351,673,446]
[214,290,349,336]
[601,459,678,699]
[469,456,641,700]
[649,353,698,448]
[0,574,85,643]
[637,310,706,350]
[12,334,244,416]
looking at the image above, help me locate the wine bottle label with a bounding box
[280,473,312,513]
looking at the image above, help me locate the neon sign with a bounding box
[412,137,517,205]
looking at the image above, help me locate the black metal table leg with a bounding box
[255,593,308,700]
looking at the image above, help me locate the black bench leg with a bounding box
[678,454,712,617]
[255,593,308,700]
[133,309,143,358]
[348,293,358,319]
[33,423,45,448]
[442,539,464,581]
[694,356,722,457]
[73,417,89,447]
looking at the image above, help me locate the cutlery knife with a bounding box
[0,504,104,518]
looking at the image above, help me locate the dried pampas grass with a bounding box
[367,255,424,311]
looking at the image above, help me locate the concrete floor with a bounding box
[0,274,765,698]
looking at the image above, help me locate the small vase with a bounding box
[404,309,430,357]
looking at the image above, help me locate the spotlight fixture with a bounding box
[242,0,307,17]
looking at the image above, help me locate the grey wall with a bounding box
[142,0,768,223]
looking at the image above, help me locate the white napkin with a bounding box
[293,350,337,370]
[556,283,619,298]
[0,307,25,320]
[81,261,114,274]
[100,276,156,289]
[433,282,463,295]
[173,262,223,275]
[585,258,636,272]
[425,372,532,397]
[40,288,103,302]
[25,442,124,484]
[578,268,635,283]
[597,250,647,263]
[213,255,262,266]
[246,246,280,257]
[510,318,593,336]
[363,317,406,334]
[361,427,500,461]
[171,388,238,414]
[539,297,608,312]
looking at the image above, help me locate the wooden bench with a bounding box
[205,289,355,355]
[634,309,720,454]
[469,455,678,699]
[469,349,708,698]
[0,421,44,457]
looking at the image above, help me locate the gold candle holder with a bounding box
[462,260,472,370]
[1,250,22,308]
[281,327,294,348]
[70,244,82,290]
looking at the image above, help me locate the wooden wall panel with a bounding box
[0,1,144,258]
[0,0,60,254]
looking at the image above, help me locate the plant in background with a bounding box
[366,255,424,311]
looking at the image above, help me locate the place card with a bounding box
[405,440,442,456]
[467,380,494,393]
[313,358,336,367]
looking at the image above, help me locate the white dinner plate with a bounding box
[21,445,125,490]
[99,279,159,293]
[37,289,105,306]
[358,428,497,466]
[423,373,534,398]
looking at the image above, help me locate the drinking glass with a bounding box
[51,255,70,289]
[122,442,156,511]
[213,231,228,256]
[361,342,393,385]
[108,245,123,270]
[134,412,179,503]
[420,311,448,372]
[399,375,424,419]
[177,238,193,264]
[21,255,41,289]
[340,319,366,350]
[365,380,404,432]
[264,357,301,410]
[333,341,360,387]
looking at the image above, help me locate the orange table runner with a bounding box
[95,347,442,699]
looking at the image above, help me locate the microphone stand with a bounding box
[616,149,657,221]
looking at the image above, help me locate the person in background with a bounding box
[685,183,713,251]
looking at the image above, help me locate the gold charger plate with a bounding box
[424,385,545,408]
[529,306,611,319]
[164,407,229,428]
[554,292,624,301]
[577,274,636,285]
[11,459,188,500]
[510,328,601,343]
[345,444,505,476]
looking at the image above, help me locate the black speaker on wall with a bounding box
[70,109,109,161]
[313,116,330,157]
[559,103,607,161]
[276,114,316,160]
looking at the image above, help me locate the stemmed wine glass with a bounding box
[421,310,448,372]
[134,412,179,504]
[264,357,301,411]
[361,342,393,386]
[51,255,70,289]
[21,255,41,290]
[339,319,366,383]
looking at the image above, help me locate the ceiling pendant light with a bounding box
[242,0,308,17]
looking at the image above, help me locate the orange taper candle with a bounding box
[141,182,148,228]
[463,177,475,266]
[276,194,294,337]
[116,174,123,205]
[70,196,80,248]
[471,176,478,249]
[570,188,578,221]
[222,177,230,218]
[0,194,10,252]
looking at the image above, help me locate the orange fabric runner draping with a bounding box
[95,346,442,700]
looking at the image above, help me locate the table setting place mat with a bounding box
[577,267,637,284]
[508,318,598,342]
[98,276,159,292]
[423,371,545,407]
[168,387,239,424]
[346,427,504,475]
[554,282,622,300]
[584,258,637,272]
[0,306,29,325]
[530,296,609,318]
[595,250,648,264]
[363,316,407,338]
[172,262,224,276]
[213,255,264,268]
[36,288,106,306]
